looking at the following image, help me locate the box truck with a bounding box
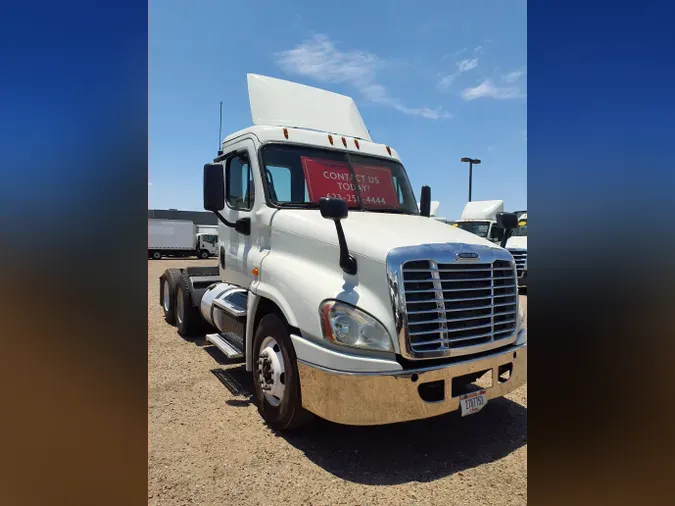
[148,219,218,259]
[159,75,526,429]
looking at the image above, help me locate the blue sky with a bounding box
[149,0,526,219]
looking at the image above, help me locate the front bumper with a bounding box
[298,340,527,426]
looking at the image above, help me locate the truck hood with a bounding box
[271,209,502,261]
[506,236,527,250]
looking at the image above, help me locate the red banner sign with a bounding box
[301,157,398,208]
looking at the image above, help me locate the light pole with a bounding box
[460,157,481,201]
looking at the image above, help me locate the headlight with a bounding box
[319,300,393,352]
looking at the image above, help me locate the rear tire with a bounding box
[151,251,162,260]
[160,268,182,325]
[175,274,201,337]
[252,313,314,430]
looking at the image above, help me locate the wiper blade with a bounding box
[276,202,320,209]
[365,208,409,214]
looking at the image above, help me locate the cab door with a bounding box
[220,139,260,289]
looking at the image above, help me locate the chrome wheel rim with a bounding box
[257,336,286,406]
[176,288,184,324]
[163,281,170,312]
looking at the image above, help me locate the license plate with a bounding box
[459,389,487,417]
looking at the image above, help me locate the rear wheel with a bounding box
[175,274,201,337]
[159,268,182,325]
[252,313,314,430]
[151,251,162,260]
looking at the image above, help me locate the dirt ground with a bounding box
[149,259,527,506]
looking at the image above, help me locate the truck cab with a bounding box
[159,74,527,429]
[195,233,218,258]
[451,200,506,244]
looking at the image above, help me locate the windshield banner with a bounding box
[301,157,398,208]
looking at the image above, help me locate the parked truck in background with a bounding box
[451,200,505,243]
[506,212,527,288]
[148,219,218,259]
[159,74,527,430]
[451,202,527,288]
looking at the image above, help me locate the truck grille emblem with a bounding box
[456,252,480,261]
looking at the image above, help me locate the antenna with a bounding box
[217,101,223,155]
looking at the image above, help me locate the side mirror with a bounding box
[319,197,348,220]
[419,185,431,217]
[496,212,518,248]
[496,212,518,230]
[318,197,356,275]
[204,163,225,212]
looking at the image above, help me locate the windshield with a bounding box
[454,221,491,238]
[513,220,528,237]
[260,144,419,214]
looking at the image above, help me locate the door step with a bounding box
[206,332,244,360]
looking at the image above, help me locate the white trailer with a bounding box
[159,75,527,430]
[148,219,218,259]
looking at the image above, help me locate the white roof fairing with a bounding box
[247,74,372,141]
[460,200,504,221]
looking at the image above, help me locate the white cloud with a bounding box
[276,34,449,119]
[438,58,479,89]
[502,67,526,84]
[461,78,524,101]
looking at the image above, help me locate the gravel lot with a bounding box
[149,259,527,506]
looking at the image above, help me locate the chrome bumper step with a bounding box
[206,332,244,361]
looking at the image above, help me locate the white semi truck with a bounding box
[148,219,218,259]
[159,74,527,430]
[452,200,505,243]
[452,202,527,287]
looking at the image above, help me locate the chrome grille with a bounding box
[401,259,518,355]
[508,249,527,278]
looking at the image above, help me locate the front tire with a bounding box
[150,250,162,260]
[252,314,314,430]
[198,249,210,259]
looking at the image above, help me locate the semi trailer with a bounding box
[159,74,527,430]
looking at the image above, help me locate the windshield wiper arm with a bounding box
[366,208,410,214]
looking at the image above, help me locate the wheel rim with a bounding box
[176,288,184,324]
[163,281,170,312]
[154,252,161,259]
[257,336,286,407]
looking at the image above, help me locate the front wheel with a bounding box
[150,250,162,260]
[252,314,314,430]
[198,249,210,259]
